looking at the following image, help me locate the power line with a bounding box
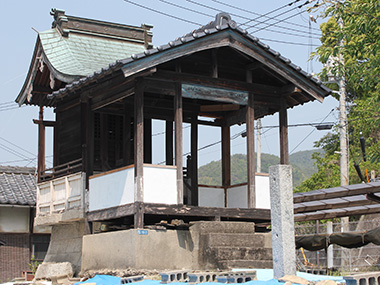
[258,37,320,47]
[250,4,312,34]
[123,0,202,26]
[157,0,213,18]
[211,0,320,32]
[240,0,301,27]
[290,109,335,154]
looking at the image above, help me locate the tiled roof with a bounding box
[40,28,147,79]
[48,14,330,102]
[0,166,37,206]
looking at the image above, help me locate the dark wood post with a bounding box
[81,98,93,187]
[165,120,174,165]
[246,70,256,208]
[123,99,132,166]
[279,97,289,165]
[134,80,144,228]
[191,113,198,206]
[144,118,152,163]
[175,82,183,205]
[134,81,144,201]
[221,124,231,207]
[37,106,45,183]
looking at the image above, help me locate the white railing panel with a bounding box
[36,172,84,216]
[89,166,134,212]
[199,186,224,207]
[227,185,248,208]
[143,165,177,204]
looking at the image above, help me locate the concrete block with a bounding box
[121,275,144,283]
[344,271,380,285]
[269,165,296,279]
[216,270,257,283]
[160,270,189,283]
[35,262,74,280]
[188,272,219,283]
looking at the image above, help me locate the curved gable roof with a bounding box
[47,17,330,108]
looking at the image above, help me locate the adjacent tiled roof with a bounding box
[39,28,147,79]
[0,166,37,206]
[48,14,330,103]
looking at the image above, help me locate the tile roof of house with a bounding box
[0,166,37,206]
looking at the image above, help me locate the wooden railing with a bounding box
[36,172,85,216]
[40,158,82,182]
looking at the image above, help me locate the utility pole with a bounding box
[257,119,262,173]
[338,17,349,188]
[338,16,350,270]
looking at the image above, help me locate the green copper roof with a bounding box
[39,28,146,79]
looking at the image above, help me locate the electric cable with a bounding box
[123,0,202,26]
[210,0,321,33]
[290,108,335,154]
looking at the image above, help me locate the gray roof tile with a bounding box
[0,166,37,206]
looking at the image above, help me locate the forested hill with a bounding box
[198,150,321,188]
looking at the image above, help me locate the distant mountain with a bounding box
[198,150,321,188]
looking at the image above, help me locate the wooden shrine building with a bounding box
[17,10,331,231]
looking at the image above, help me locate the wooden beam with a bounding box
[166,120,174,165]
[246,70,256,209]
[294,204,380,222]
[175,82,184,205]
[222,106,247,127]
[200,104,240,112]
[134,80,144,202]
[37,106,45,183]
[191,113,198,206]
[144,118,152,163]
[87,202,271,222]
[279,97,289,165]
[32,119,56,127]
[294,196,377,214]
[293,181,380,204]
[152,70,282,95]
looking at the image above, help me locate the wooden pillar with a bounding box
[123,100,132,165]
[100,113,108,171]
[80,98,94,186]
[134,81,144,203]
[144,118,152,163]
[191,114,198,206]
[37,106,45,182]
[175,82,183,205]
[279,97,289,165]
[165,120,174,165]
[53,110,60,167]
[222,124,231,207]
[246,70,256,208]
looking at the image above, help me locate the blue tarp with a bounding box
[75,275,121,285]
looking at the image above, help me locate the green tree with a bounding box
[297,0,380,192]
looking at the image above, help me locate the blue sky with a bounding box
[0,0,338,168]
